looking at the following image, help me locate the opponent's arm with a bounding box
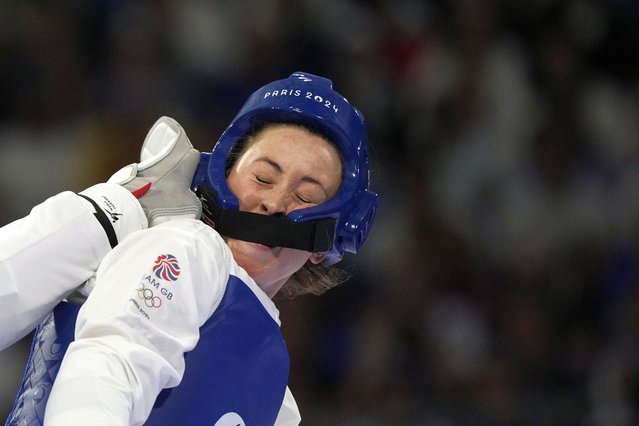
[0,184,146,350]
[0,116,201,350]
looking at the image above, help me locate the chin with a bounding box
[229,239,271,258]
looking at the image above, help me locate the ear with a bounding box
[309,253,326,265]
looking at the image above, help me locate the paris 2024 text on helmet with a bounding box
[191,71,378,265]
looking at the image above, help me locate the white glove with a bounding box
[108,116,202,227]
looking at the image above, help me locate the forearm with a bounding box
[0,184,146,350]
[0,191,106,349]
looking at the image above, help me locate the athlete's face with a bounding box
[225,124,342,297]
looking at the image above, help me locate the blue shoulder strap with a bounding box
[6,276,290,426]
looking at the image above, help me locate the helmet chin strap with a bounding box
[196,184,336,253]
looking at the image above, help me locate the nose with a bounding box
[259,190,289,217]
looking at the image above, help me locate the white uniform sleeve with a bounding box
[0,183,146,350]
[44,219,231,426]
[275,386,302,426]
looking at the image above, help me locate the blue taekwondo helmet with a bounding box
[192,72,377,265]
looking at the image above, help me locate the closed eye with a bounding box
[296,194,312,204]
[256,157,329,199]
[255,175,271,184]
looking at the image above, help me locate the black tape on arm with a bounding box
[78,194,118,249]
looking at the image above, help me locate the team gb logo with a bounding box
[153,254,181,282]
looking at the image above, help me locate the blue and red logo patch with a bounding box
[152,254,181,282]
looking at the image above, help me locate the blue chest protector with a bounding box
[6,275,290,425]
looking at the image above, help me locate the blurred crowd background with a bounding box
[1,0,639,424]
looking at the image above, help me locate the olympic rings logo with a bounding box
[137,284,162,308]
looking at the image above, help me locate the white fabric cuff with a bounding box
[79,183,148,244]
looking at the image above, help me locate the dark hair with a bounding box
[226,121,349,298]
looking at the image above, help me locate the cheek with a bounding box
[226,172,241,198]
[227,174,255,210]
